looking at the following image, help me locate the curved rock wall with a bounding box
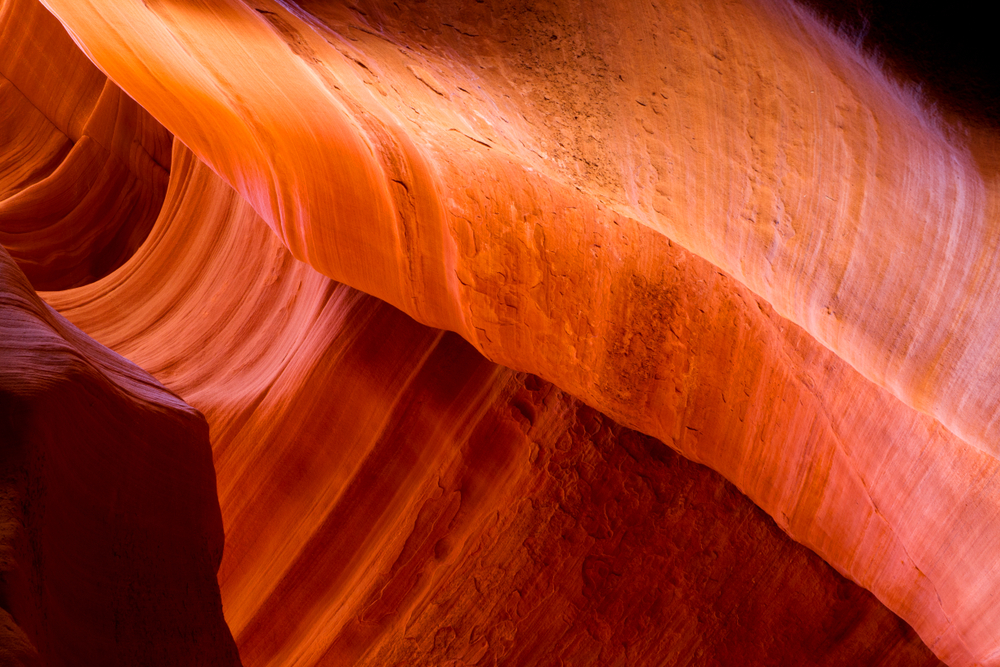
[31,0,1000,458]
[0,0,170,290]
[48,140,944,666]
[2,0,998,664]
[30,0,1000,663]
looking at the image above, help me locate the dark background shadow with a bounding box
[802,0,999,127]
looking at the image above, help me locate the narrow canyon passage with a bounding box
[2,0,999,665]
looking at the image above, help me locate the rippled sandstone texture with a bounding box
[46,142,943,666]
[0,0,171,290]
[3,0,1000,664]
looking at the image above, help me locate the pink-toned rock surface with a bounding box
[49,141,943,666]
[3,0,1000,664]
[0,242,240,665]
[31,0,1000,664]
[32,0,1000,457]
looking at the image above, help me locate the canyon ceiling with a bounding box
[1,0,998,665]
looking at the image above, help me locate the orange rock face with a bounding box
[3,0,999,664]
[43,142,943,666]
[0,0,170,290]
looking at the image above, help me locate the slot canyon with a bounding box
[1,0,998,664]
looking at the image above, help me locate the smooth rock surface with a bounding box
[33,0,1000,459]
[1,0,998,664]
[0,243,240,665]
[0,0,170,290]
[33,0,1000,662]
[49,141,943,667]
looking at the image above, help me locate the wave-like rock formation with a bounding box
[2,0,999,664]
[43,140,941,666]
[0,0,171,291]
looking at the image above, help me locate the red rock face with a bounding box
[2,0,998,665]
[0,242,239,665]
